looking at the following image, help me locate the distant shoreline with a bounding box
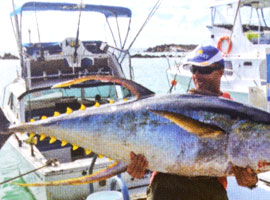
[0,43,197,60]
[131,43,197,58]
[131,54,183,58]
[0,53,19,60]
[145,44,197,53]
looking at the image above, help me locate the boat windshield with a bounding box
[24,86,115,102]
[22,84,132,121]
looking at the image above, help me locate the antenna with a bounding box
[73,0,84,64]
[28,29,31,43]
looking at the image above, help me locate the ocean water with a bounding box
[0,60,36,200]
[0,57,270,199]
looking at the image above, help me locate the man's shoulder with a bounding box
[188,89,232,100]
[188,89,220,97]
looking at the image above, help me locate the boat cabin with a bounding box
[2,1,135,163]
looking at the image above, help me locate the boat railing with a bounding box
[24,55,113,89]
[20,38,133,89]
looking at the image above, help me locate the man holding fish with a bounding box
[127,45,258,200]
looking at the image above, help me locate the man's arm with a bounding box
[127,152,259,188]
[127,152,148,179]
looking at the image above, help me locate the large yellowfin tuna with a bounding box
[6,75,270,187]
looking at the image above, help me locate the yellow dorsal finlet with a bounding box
[85,149,92,155]
[49,137,57,144]
[41,116,47,120]
[25,137,37,145]
[94,102,100,107]
[30,118,35,122]
[80,104,86,110]
[98,154,104,159]
[40,134,46,141]
[54,111,60,117]
[61,140,68,147]
[29,133,35,139]
[151,110,225,138]
[66,107,73,114]
[72,145,79,151]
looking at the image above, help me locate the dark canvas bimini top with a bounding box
[10,2,132,18]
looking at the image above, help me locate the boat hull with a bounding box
[7,134,150,200]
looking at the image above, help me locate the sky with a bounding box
[0,0,213,54]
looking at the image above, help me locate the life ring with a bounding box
[217,36,232,55]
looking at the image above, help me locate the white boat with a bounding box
[167,0,270,104]
[167,0,270,195]
[0,2,150,200]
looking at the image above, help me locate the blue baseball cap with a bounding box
[184,45,224,67]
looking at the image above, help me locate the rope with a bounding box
[0,159,58,185]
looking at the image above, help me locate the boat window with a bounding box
[243,62,252,66]
[247,32,270,44]
[82,85,117,100]
[24,86,118,104]
[212,4,236,27]
[8,94,14,110]
[224,61,233,76]
[212,4,270,39]
[2,87,10,107]
[22,83,135,122]
[23,85,133,110]
[183,64,190,71]
[8,93,19,116]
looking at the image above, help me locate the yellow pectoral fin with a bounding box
[13,162,128,187]
[151,110,225,138]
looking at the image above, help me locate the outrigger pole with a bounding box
[73,0,83,65]
[120,0,163,64]
[11,0,24,77]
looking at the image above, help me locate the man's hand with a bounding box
[232,166,258,188]
[126,152,148,179]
